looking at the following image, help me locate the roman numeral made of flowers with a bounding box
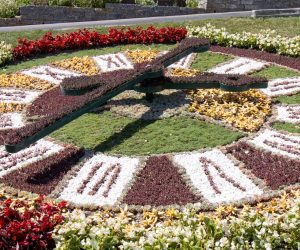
[3,38,268,153]
[173,150,262,203]
[22,66,81,85]
[93,53,134,72]
[200,156,246,195]
[59,155,139,206]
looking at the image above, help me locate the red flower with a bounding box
[0,195,68,249]
[13,26,187,60]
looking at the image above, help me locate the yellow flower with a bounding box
[189,89,271,131]
[0,102,25,113]
[0,73,53,90]
[125,49,159,63]
[165,208,177,219]
[52,56,99,75]
[170,68,199,77]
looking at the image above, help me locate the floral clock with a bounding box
[0,37,299,212]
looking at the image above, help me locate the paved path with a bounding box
[0,11,252,32]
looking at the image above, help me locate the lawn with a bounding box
[0,17,299,46]
[51,111,244,155]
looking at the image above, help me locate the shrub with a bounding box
[186,0,198,8]
[135,0,156,6]
[0,0,19,18]
[0,41,13,66]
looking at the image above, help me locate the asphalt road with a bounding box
[0,10,253,32]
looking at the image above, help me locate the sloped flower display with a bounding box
[0,25,299,249]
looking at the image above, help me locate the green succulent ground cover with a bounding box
[251,65,300,80]
[51,111,244,155]
[272,122,300,134]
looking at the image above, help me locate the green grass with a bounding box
[0,17,299,46]
[50,111,244,155]
[0,43,175,74]
[0,48,231,74]
[272,122,300,134]
[276,93,300,104]
[191,52,232,71]
[251,65,300,80]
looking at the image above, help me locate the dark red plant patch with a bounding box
[122,156,200,206]
[0,194,68,250]
[167,72,267,86]
[210,46,300,71]
[227,142,300,189]
[0,146,84,195]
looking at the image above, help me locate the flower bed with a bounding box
[0,112,23,129]
[188,24,300,57]
[0,192,68,249]
[123,156,200,206]
[208,57,269,75]
[276,104,300,123]
[51,56,100,75]
[13,26,188,60]
[1,144,84,195]
[0,38,210,148]
[189,89,271,131]
[227,139,300,189]
[261,77,300,97]
[0,41,12,66]
[53,191,300,250]
[0,139,65,178]
[0,25,300,250]
[210,45,300,71]
[0,73,54,90]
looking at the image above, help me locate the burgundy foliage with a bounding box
[123,156,200,206]
[227,142,300,189]
[210,45,300,71]
[1,146,84,195]
[167,72,267,86]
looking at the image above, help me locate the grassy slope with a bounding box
[1,17,299,152]
[1,17,300,46]
[51,111,244,155]
[251,66,300,80]
[0,43,175,74]
[191,52,233,71]
[273,122,300,134]
[48,50,238,155]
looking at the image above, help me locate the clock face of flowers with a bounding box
[0,47,299,211]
